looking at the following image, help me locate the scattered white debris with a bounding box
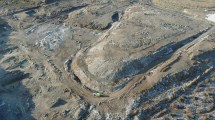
[206,14,215,23]
[91,109,102,120]
[106,113,112,120]
[183,9,189,14]
[34,25,70,50]
[126,98,141,117]
[35,32,63,49]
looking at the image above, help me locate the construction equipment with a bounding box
[93,92,103,97]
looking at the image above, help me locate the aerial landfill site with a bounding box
[0,0,215,119]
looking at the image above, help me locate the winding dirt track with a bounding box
[1,0,215,119]
[54,0,215,117]
[9,0,214,118]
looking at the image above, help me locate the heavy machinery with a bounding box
[93,92,103,97]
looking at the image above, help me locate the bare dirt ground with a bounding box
[0,0,215,120]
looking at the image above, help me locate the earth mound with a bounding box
[71,5,210,92]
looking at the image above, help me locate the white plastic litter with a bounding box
[206,14,215,23]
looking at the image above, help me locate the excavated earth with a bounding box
[0,0,215,120]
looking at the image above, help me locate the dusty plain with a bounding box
[0,0,215,119]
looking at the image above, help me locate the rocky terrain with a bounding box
[0,0,214,120]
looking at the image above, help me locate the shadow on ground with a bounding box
[0,18,35,120]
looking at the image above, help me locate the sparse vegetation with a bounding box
[0,0,214,119]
